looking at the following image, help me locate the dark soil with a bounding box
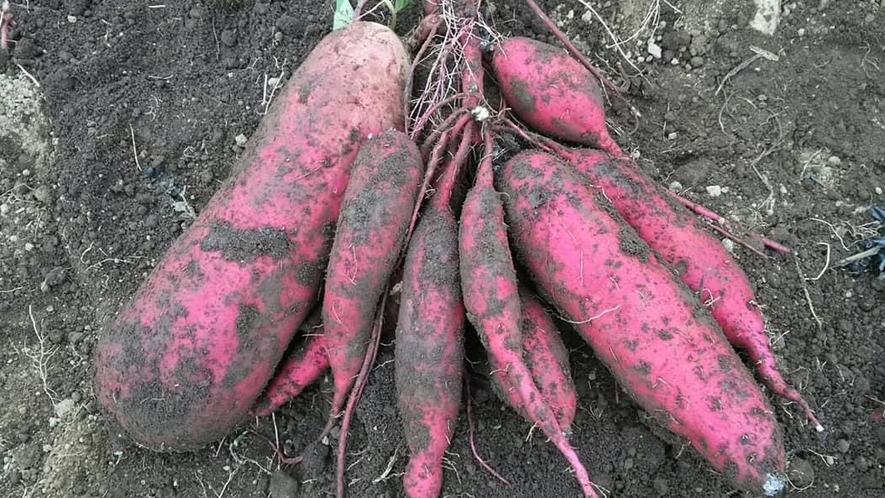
[1,1,884,497]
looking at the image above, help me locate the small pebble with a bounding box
[721,238,735,253]
[647,41,662,59]
[788,458,814,488]
[268,470,299,498]
[836,439,850,453]
[706,185,723,197]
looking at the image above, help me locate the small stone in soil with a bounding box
[788,457,814,488]
[268,470,299,498]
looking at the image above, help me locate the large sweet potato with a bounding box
[566,148,821,430]
[93,21,410,452]
[497,150,787,497]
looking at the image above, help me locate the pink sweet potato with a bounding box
[323,130,424,420]
[497,150,787,497]
[488,289,577,431]
[459,147,598,498]
[395,164,465,498]
[520,292,577,430]
[251,330,329,418]
[488,36,623,157]
[566,148,821,430]
[93,21,410,452]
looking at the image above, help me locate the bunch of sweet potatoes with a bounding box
[93,4,819,498]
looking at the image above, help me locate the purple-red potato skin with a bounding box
[489,37,623,157]
[395,178,465,498]
[323,130,424,419]
[93,21,409,452]
[567,149,821,429]
[458,161,545,425]
[497,150,787,497]
[488,291,578,431]
[520,292,578,430]
[459,159,598,497]
[251,332,330,418]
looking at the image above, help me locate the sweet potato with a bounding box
[459,145,598,498]
[395,164,465,498]
[488,290,577,431]
[497,150,787,497]
[93,21,410,452]
[520,292,577,430]
[251,330,329,418]
[566,148,822,430]
[323,129,424,421]
[488,36,623,157]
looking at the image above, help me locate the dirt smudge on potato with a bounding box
[200,222,292,261]
[507,79,537,115]
[234,304,259,340]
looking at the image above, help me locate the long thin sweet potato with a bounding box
[520,292,577,430]
[396,162,465,498]
[488,289,577,431]
[497,150,787,497]
[566,148,821,430]
[323,130,424,421]
[93,21,410,452]
[459,138,598,498]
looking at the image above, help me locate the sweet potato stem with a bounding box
[672,194,794,254]
[420,108,469,159]
[498,116,793,257]
[408,112,472,246]
[410,92,468,141]
[438,122,475,207]
[0,1,13,51]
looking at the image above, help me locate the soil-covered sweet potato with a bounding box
[93,21,410,452]
[497,150,787,497]
[323,129,425,421]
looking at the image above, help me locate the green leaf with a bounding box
[333,0,355,30]
[394,0,414,12]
